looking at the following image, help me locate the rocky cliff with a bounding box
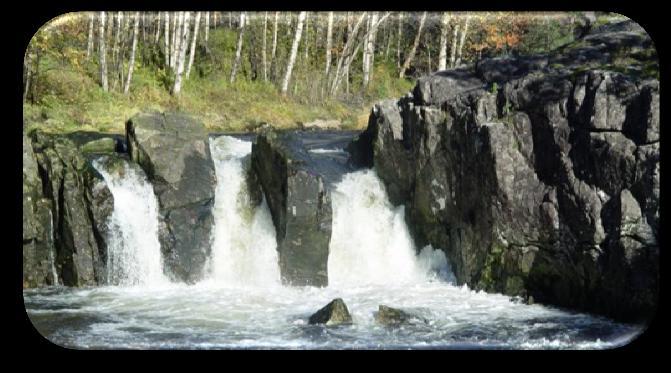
[348,20,659,322]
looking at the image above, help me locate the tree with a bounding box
[186,11,201,79]
[172,12,191,95]
[262,12,268,81]
[438,13,450,70]
[99,11,109,91]
[164,12,170,67]
[86,13,94,60]
[449,19,460,68]
[230,12,246,83]
[281,11,306,95]
[324,11,334,77]
[362,12,379,88]
[455,15,471,67]
[204,11,210,47]
[330,12,367,96]
[399,11,427,78]
[124,12,140,94]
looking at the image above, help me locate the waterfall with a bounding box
[206,136,281,287]
[328,169,453,287]
[93,157,168,287]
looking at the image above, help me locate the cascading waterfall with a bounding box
[93,157,168,287]
[206,136,281,287]
[328,169,454,287]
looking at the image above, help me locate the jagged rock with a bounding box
[374,305,427,326]
[350,20,658,322]
[308,298,353,325]
[26,131,113,287]
[126,112,216,283]
[81,137,116,154]
[251,128,332,286]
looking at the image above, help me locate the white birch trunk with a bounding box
[304,12,309,60]
[124,12,140,95]
[172,12,191,95]
[204,11,210,46]
[112,12,123,70]
[230,12,246,83]
[171,12,180,69]
[186,11,201,79]
[99,12,108,91]
[449,21,460,68]
[155,12,161,44]
[330,12,367,96]
[86,13,94,60]
[455,16,470,67]
[262,12,267,81]
[438,12,449,71]
[281,11,306,95]
[397,13,403,69]
[325,12,333,76]
[398,11,427,78]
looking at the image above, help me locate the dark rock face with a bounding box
[126,112,216,283]
[308,298,353,325]
[251,128,332,286]
[350,21,658,322]
[24,131,114,287]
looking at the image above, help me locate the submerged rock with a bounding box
[350,20,658,322]
[374,305,427,326]
[126,112,216,283]
[251,128,332,287]
[308,298,353,325]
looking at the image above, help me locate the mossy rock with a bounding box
[80,138,116,155]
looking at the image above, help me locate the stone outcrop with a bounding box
[349,20,658,322]
[24,131,115,287]
[308,298,353,325]
[374,305,428,326]
[126,112,216,283]
[251,128,332,286]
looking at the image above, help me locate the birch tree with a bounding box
[362,12,379,88]
[171,13,180,69]
[204,11,210,47]
[154,12,161,44]
[324,11,334,77]
[230,12,246,83]
[438,12,450,70]
[172,12,190,95]
[281,11,306,95]
[397,13,403,68]
[86,13,94,60]
[449,20,461,68]
[164,12,170,67]
[99,11,109,91]
[124,12,140,94]
[330,12,367,96]
[455,15,470,67]
[398,11,427,78]
[186,11,201,79]
[262,12,268,81]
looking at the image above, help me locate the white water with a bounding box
[92,158,168,287]
[24,136,640,349]
[328,169,452,286]
[204,136,281,287]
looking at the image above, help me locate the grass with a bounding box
[24,28,415,135]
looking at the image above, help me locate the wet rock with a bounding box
[251,128,331,286]
[80,137,116,155]
[308,298,352,325]
[126,112,216,283]
[374,305,427,326]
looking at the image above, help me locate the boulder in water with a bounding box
[374,305,427,326]
[308,298,353,325]
[126,112,216,283]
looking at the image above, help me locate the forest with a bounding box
[23,11,608,133]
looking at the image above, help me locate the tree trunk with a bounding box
[172,12,191,95]
[449,21,460,68]
[111,12,123,74]
[230,12,246,83]
[171,12,180,69]
[330,12,367,96]
[262,12,268,81]
[281,11,306,95]
[99,12,109,91]
[398,11,427,78]
[155,12,161,44]
[163,12,170,67]
[325,12,334,76]
[438,12,449,70]
[204,11,210,47]
[186,11,201,79]
[23,50,32,101]
[86,13,94,60]
[124,12,140,95]
[455,15,470,67]
[304,12,309,60]
[397,12,404,69]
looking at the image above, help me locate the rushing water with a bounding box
[24,135,643,349]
